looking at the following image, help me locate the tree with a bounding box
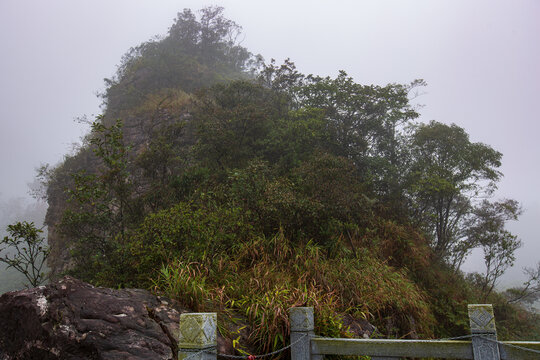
[103,6,255,116]
[169,6,253,71]
[0,221,49,287]
[192,80,279,170]
[466,199,522,300]
[59,117,137,281]
[294,72,422,205]
[505,262,540,308]
[406,121,503,261]
[297,72,419,162]
[257,58,305,111]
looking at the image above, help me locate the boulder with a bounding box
[0,276,187,359]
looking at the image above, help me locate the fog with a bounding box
[0,0,538,288]
[0,195,47,292]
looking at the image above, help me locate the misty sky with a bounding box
[0,0,538,286]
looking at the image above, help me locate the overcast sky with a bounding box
[0,0,538,286]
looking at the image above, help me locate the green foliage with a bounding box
[124,201,254,286]
[135,121,194,211]
[192,81,280,170]
[102,6,254,117]
[37,6,536,352]
[59,118,138,282]
[265,107,329,170]
[405,121,504,261]
[295,72,421,199]
[493,301,540,340]
[0,221,49,287]
[153,231,434,355]
[467,200,522,300]
[154,261,211,311]
[292,153,369,224]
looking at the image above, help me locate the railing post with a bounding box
[290,307,320,360]
[178,312,217,360]
[468,304,500,360]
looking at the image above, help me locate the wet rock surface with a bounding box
[0,276,186,359]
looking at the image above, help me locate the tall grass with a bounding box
[154,230,434,356]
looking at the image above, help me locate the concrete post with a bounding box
[290,307,318,360]
[178,312,217,360]
[468,304,500,360]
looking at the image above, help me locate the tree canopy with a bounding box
[405,121,503,261]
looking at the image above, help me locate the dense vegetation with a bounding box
[34,6,539,354]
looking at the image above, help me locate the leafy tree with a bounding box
[0,221,49,287]
[294,71,422,204]
[257,58,305,111]
[169,6,254,71]
[406,121,503,261]
[466,199,522,300]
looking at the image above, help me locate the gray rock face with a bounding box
[0,276,186,359]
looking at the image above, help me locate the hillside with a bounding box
[38,6,539,353]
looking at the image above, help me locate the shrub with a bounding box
[125,201,254,285]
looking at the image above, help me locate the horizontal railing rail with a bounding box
[311,338,474,359]
[311,338,540,360]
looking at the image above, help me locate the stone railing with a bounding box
[178,304,540,360]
